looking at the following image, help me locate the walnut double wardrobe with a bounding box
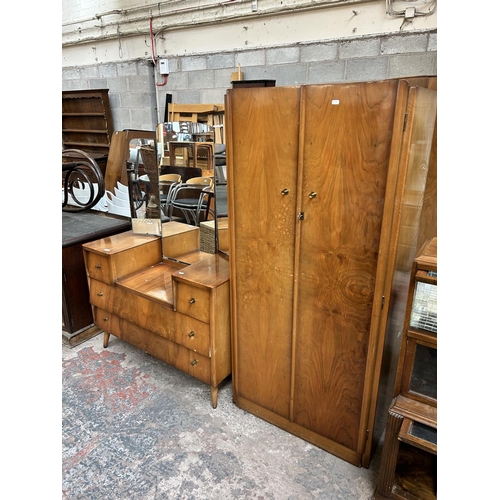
[225,78,437,468]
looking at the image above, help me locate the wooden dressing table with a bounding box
[82,222,231,408]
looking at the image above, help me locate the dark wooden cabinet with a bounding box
[375,237,437,499]
[231,79,276,88]
[226,79,437,468]
[62,243,94,335]
[62,212,131,343]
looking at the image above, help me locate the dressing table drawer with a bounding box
[88,280,117,310]
[94,306,119,332]
[91,280,211,356]
[83,231,162,285]
[85,252,116,285]
[174,282,210,323]
[175,313,210,356]
[94,307,211,385]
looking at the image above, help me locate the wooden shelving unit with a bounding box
[62,89,114,158]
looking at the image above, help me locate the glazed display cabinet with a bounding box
[375,237,437,499]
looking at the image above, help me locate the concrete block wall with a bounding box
[62,60,158,132]
[61,30,437,135]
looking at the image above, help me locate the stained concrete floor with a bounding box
[62,332,383,499]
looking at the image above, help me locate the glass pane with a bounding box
[409,344,437,400]
[410,281,437,333]
[410,421,437,445]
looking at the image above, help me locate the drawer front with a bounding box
[84,239,162,285]
[95,308,212,386]
[94,307,121,335]
[90,281,211,356]
[175,282,210,323]
[186,351,210,384]
[175,313,210,357]
[85,251,114,284]
[88,279,118,311]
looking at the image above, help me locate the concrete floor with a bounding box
[62,333,383,499]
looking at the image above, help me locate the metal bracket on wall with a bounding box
[386,0,436,18]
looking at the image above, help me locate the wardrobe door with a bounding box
[292,81,400,455]
[227,87,301,418]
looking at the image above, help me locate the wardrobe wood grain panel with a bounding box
[228,86,301,419]
[227,80,437,467]
[292,82,400,451]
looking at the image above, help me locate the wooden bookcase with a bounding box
[375,237,437,499]
[62,89,114,160]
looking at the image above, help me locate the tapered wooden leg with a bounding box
[210,385,218,409]
[103,331,110,348]
[375,407,404,498]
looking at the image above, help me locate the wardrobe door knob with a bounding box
[309,192,317,199]
[281,189,289,195]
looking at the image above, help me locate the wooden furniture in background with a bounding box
[82,222,231,407]
[193,142,214,171]
[167,141,215,172]
[226,79,437,468]
[62,89,114,176]
[166,103,225,144]
[231,79,276,88]
[374,238,437,500]
[168,141,196,167]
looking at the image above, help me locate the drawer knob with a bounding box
[188,331,195,338]
[191,359,198,366]
[103,317,109,322]
[189,298,196,304]
[97,292,104,297]
[95,264,102,269]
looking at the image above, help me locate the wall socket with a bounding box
[159,59,169,75]
[252,0,257,12]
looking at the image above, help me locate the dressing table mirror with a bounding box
[213,150,229,260]
[127,122,228,257]
[154,121,222,260]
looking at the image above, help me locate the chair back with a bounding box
[159,173,182,184]
[186,176,213,188]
